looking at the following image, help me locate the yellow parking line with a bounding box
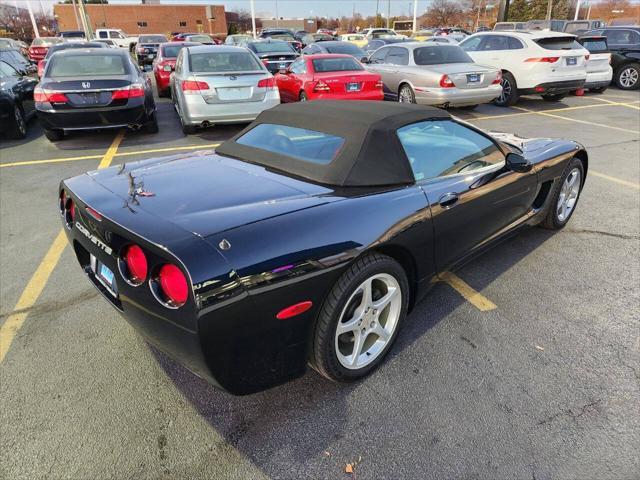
[433,272,497,312]
[0,142,221,169]
[470,102,621,121]
[0,131,124,364]
[590,170,640,190]
[588,96,640,110]
[511,106,639,134]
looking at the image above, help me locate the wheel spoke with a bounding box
[372,324,391,341]
[336,310,364,335]
[349,330,366,366]
[372,286,398,312]
[361,278,373,308]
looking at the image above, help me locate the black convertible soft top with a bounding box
[216,101,451,187]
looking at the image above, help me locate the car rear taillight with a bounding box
[34,87,68,104]
[257,77,276,89]
[181,80,208,93]
[313,80,331,92]
[85,207,102,221]
[111,84,145,100]
[59,190,66,213]
[37,60,45,77]
[375,80,384,89]
[157,264,188,307]
[439,75,455,88]
[492,71,502,85]
[584,54,590,61]
[524,57,559,63]
[121,244,148,285]
[68,199,75,222]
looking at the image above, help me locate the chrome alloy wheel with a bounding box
[14,106,26,136]
[619,67,639,88]
[557,168,581,222]
[398,86,414,103]
[499,77,512,103]
[335,273,402,370]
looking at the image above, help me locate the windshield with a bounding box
[312,57,364,72]
[534,37,582,50]
[237,124,344,165]
[564,22,589,34]
[48,54,128,77]
[413,45,472,65]
[0,39,12,48]
[61,32,84,38]
[33,37,63,46]
[263,32,294,40]
[139,35,167,43]
[187,35,214,43]
[324,43,365,56]
[251,42,293,53]
[162,44,190,58]
[189,51,262,73]
[494,23,514,31]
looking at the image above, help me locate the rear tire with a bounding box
[299,91,308,102]
[493,71,518,107]
[541,157,584,230]
[542,93,567,101]
[615,63,640,90]
[7,105,27,139]
[398,84,416,104]
[44,128,64,142]
[311,252,409,382]
[144,110,159,133]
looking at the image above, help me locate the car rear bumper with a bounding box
[519,79,586,95]
[37,101,149,131]
[180,91,280,125]
[155,72,171,92]
[414,84,502,106]
[585,68,613,87]
[310,90,383,101]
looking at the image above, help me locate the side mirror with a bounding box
[361,56,370,63]
[506,152,533,173]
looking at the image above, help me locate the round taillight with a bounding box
[60,190,66,213]
[158,264,188,307]
[123,244,147,284]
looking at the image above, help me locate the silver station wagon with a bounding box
[171,45,280,134]
[364,42,502,109]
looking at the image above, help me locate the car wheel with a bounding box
[615,63,640,90]
[180,115,197,135]
[541,93,567,101]
[7,105,27,139]
[299,91,308,102]
[589,86,607,94]
[311,252,409,382]
[44,128,64,142]
[541,157,584,230]
[144,110,159,133]
[493,71,518,107]
[398,84,416,104]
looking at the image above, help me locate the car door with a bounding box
[603,29,640,67]
[277,57,306,102]
[381,46,410,95]
[396,119,538,271]
[1,61,36,115]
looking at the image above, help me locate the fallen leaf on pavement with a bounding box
[345,463,354,473]
[535,345,544,351]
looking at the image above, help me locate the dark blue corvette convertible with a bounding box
[59,102,587,395]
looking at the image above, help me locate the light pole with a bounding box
[250,0,257,38]
[26,0,39,38]
[275,0,279,27]
[71,0,81,30]
[412,0,418,34]
[387,0,390,29]
[574,0,582,20]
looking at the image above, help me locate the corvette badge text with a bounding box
[75,222,113,255]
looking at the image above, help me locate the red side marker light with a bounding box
[85,207,102,221]
[276,301,313,320]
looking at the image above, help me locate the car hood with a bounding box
[86,151,336,238]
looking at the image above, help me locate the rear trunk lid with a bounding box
[424,63,498,88]
[578,36,611,74]
[191,71,272,103]
[313,70,381,93]
[533,36,588,79]
[86,152,336,238]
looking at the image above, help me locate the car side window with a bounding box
[480,35,510,51]
[460,36,482,52]
[385,47,409,65]
[605,29,639,45]
[507,36,524,49]
[0,61,18,78]
[369,46,388,63]
[289,58,306,74]
[397,120,505,181]
[99,31,108,39]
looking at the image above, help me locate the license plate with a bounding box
[216,86,251,101]
[81,93,101,104]
[467,74,480,83]
[346,82,360,92]
[566,57,577,66]
[278,62,287,69]
[93,257,118,296]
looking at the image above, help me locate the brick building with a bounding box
[54,4,227,36]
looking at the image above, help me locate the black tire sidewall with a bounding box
[313,254,409,382]
[545,157,585,229]
[615,64,640,90]
[494,71,518,107]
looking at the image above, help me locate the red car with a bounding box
[28,37,63,61]
[152,42,198,97]
[275,54,383,102]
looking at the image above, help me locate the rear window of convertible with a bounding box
[236,124,345,165]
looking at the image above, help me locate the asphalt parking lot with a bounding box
[1,85,639,479]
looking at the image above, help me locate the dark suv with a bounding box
[585,26,640,90]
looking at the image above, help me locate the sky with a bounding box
[3,0,432,18]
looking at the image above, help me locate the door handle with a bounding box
[438,192,459,208]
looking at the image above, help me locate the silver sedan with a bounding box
[171,45,280,134]
[364,42,502,108]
